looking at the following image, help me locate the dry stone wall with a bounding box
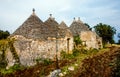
[6,35,73,66]
[6,49,15,68]
[80,31,102,49]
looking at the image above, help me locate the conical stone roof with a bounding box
[59,21,73,37]
[44,15,65,38]
[12,10,49,40]
[59,21,68,29]
[69,17,89,36]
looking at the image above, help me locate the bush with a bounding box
[0,60,7,69]
[9,64,23,71]
[36,58,52,65]
[43,59,52,65]
[80,49,88,54]
[61,49,81,59]
[74,36,82,46]
[61,51,74,59]
[0,30,10,40]
[72,49,80,56]
[88,48,99,54]
[0,64,25,74]
[0,40,8,69]
[60,51,66,59]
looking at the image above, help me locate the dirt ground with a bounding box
[0,46,120,77]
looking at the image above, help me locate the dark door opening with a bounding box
[67,38,70,53]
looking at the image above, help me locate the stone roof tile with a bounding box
[69,18,89,36]
[12,11,49,40]
[59,21,68,29]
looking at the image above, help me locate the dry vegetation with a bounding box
[0,40,120,77]
[65,46,120,77]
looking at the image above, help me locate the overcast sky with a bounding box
[0,0,120,42]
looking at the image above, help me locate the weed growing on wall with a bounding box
[0,40,8,69]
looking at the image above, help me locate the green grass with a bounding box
[0,64,25,74]
[60,47,111,76]
[36,58,52,65]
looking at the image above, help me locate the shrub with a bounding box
[0,64,25,74]
[88,48,99,54]
[0,30,10,40]
[0,40,8,69]
[0,60,7,69]
[43,59,52,65]
[80,49,88,54]
[74,36,82,46]
[8,64,24,71]
[36,58,52,65]
[61,49,81,59]
[60,51,66,59]
[72,49,80,56]
[61,51,74,59]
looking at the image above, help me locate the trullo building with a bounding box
[7,9,73,66]
[6,9,102,67]
[69,17,102,49]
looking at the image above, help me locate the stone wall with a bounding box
[6,35,73,66]
[6,48,15,68]
[80,31,102,49]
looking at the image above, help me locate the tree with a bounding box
[94,23,116,44]
[118,33,120,44]
[74,35,82,46]
[84,23,92,30]
[0,30,10,39]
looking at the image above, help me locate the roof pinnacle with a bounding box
[50,14,52,18]
[78,17,80,21]
[32,8,35,15]
[49,14,55,20]
[73,17,76,22]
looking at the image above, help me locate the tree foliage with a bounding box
[118,33,120,44]
[0,40,8,68]
[0,30,10,40]
[94,23,116,44]
[74,35,82,46]
[118,33,120,38]
[84,23,92,30]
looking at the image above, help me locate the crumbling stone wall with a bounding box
[80,31,102,49]
[6,35,73,66]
